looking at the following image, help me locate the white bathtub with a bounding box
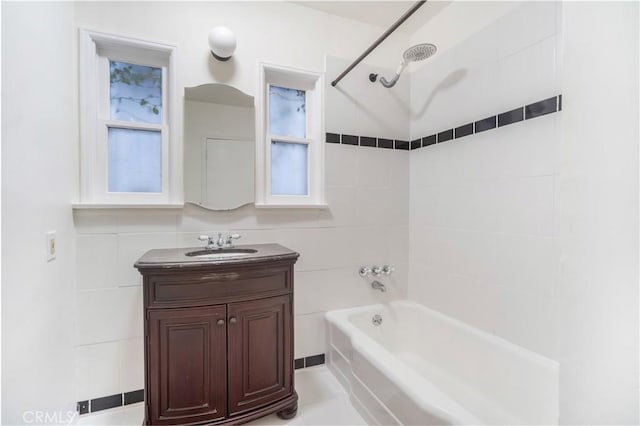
[325,300,558,425]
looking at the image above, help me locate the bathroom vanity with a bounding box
[134,243,299,425]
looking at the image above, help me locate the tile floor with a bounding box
[76,366,366,426]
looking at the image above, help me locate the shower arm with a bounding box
[380,61,408,88]
[330,0,427,87]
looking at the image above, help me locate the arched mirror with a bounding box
[184,84,255,210]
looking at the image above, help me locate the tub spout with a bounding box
[371,280,386,292]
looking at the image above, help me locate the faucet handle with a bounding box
[224,233,242,247]
[198,235,210,242]
[359,267,372,277]
[371,266,382,276]
[381,265,395,275]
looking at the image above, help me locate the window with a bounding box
[255,63,326,207]
[77,29,180,207]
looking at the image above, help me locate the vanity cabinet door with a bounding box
[147,306,227,425]
[227,295,292,415]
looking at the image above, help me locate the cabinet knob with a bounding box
[229,317,237,324]
[217,319,225,326]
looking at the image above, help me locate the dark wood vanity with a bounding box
[135,244,299,425]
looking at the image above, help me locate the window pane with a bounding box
[271,141,308,196]
[110,61,162,124]
[269,85,306,138]
[108,128,162,193]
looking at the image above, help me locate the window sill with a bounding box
[254,203,329,209]
[72,202,184,210]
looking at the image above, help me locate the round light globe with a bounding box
[208,26,236,61]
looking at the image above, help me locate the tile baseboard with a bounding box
[294,353,326,369]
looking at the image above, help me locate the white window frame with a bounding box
[76,29,182,208]
[255,62,327,208]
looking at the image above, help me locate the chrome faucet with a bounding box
[198,235,217,249]
[198,233,242,249]
[224,233,241,248]
[371,280,386,292]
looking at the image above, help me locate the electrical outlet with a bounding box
[46,231,56,262]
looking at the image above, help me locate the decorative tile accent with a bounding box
[360,136,376,147]
[124,389,144,405]
[475,116,497,133]
[294,353,326,369]
[326,132,340,144]
[77,401,89,415]
[525,96,557,119]
[378,138,394,149]
[90,394,122,413]
[394,140,409,150]
[327,95,562,151]
[79,390,144,415]
[422,135,436,147]
[437,129,454,143]
[305,354,326,367]
[341,134,358,145]
[498,107,524,127]
[455,123,474,139]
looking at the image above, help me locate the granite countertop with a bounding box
[134,243,299,270]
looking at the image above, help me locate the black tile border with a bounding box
[498,107,524,127]
[294,353,326,369]
[525,96,557,119]
[90,394,122,413]
[378,138,393,149]
[79,389,144,415]
[326,94,562,151]
[124,389,144,405]
[360,136,376,147]
[77,401,89,415]
[475,116,496,133]
[394,140,409,150]
[437,129,453,143]
[326,132,340,144]
[454,123,473,139]
[341,134,358,145]
[422,134,436,147]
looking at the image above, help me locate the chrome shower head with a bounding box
[379,42,437,88]
[403,43,437,63]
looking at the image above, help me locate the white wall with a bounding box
[71,1,410,405]
[557,2,639,423]
[1,2,78,424]
[409,1,561,360]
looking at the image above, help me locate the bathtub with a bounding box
[325,301,558,425]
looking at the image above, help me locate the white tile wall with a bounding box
[76,286,144,346]
[408,3,562,360]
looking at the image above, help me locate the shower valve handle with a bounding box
[382,265,394,275]
[359,267,372,277]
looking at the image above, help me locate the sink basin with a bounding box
[185,248,258,259]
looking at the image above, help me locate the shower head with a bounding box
[403,43,437,63]
[379,42,437,88]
